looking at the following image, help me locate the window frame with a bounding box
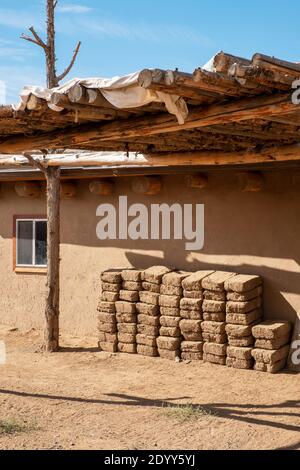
[13,215,47,274]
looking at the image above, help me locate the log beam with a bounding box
[2,144,300,169]
[131,176,162,195]
[14,181,41,198]
[89,179,115,195]
[0,91,297,153]
[60,181,77,198]
[186,173,209,189]
[238,172,264,192]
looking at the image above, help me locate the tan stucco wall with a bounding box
[0,171,299,336]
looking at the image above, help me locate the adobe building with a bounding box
[0,51,299,348]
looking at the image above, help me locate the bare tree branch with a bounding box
[54,0,58,8]
[21,27,47,50]
[23,152,48,173]
[21,34,42,48]
[29,26,47,49]
[57,41,81,82]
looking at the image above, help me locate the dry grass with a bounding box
[0,419,38,435]
[162,403,217,422]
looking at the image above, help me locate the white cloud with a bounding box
[0,8,38,29]
[57,4,92,14]
[62,16,213,47]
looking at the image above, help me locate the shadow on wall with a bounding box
[1,173,300,322]
[124,251,299,323]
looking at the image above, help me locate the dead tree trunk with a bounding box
[23,153,60,352]
[46,0,58,88]
[21,0,81,89]
[45,167,61,351]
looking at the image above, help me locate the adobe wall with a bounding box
[0,170,299,337]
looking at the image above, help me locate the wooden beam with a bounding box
[2,162,300,182]
[138,67,253,99]
[238,171,264,192]
[60,181,77,198]
[50,92,129,120]
[14,181,41,198]
[0,91,297,153]
[186,173,209,189]
[1,143,300,169]
[89,179,115,195]
[131,176,162,195]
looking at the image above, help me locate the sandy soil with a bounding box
[0,324,299,450]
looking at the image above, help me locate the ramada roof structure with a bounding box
[0,51,300,173]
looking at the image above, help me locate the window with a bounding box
[15,219,47,268]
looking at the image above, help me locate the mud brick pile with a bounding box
[97,270,122,353]
[224,274,263,369]
[157,272,189,360]
[179,271,211,361]
[137,266,171,357]
[251,321,292,373]
[201,271,235,366]
[115,270,142,354]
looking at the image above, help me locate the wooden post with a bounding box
[45,167,61,351]
[23,153,60,352]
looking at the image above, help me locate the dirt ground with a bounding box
[0,324,299,450]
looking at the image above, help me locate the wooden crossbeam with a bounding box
[0,91,297,153]
[1,143,300,169]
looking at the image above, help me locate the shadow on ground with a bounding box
[0,388,299,434]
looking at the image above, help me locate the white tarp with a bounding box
[14,72,189,124]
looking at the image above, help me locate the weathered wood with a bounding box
[45,166,60,352]
[89,179,115,195]
[0,91,296,153]
[131,176,162,195]
[238,172,264,192]
[68,84,117,109]
[26,95,46,111]
[2,144,300,169]
[14,181,41,198]
[138,67,252,98]
[60,181,77,198]
[228,64,293,90]
[211,52,251,74]
[252,53,300,76]
[186,173,209,189]
[50,92,128,120]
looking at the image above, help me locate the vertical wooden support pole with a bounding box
[45,166,61,351]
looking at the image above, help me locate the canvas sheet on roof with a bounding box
[14,72,189,124]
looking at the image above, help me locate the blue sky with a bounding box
[1,0,300,103]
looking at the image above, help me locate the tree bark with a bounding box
[45,166,60,351]
[46,0,58,88]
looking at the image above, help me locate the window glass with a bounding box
[35,221,47,266]
[17,221,33,265]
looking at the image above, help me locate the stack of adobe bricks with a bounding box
[225,275,263,369]
[179,272,212,361]
[251,321,292,373]
[115,270,142,354]
[97,267,293,374]
[137,266,171,357]
[97,270,122,352]
[202,272,235,365]
[157,272,189,360]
